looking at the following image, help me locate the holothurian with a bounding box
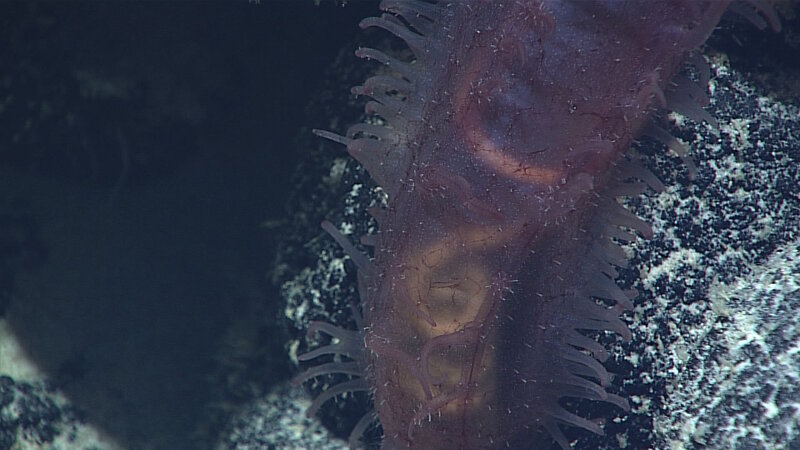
[294,1,781,449]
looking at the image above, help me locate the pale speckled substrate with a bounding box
[655,239,800,449]
[217,381,349,450]
[621,56,800,450]
[0,319,124,450]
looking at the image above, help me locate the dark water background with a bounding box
[0,1,376,449]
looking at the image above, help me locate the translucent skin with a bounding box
[322,1,775,448]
